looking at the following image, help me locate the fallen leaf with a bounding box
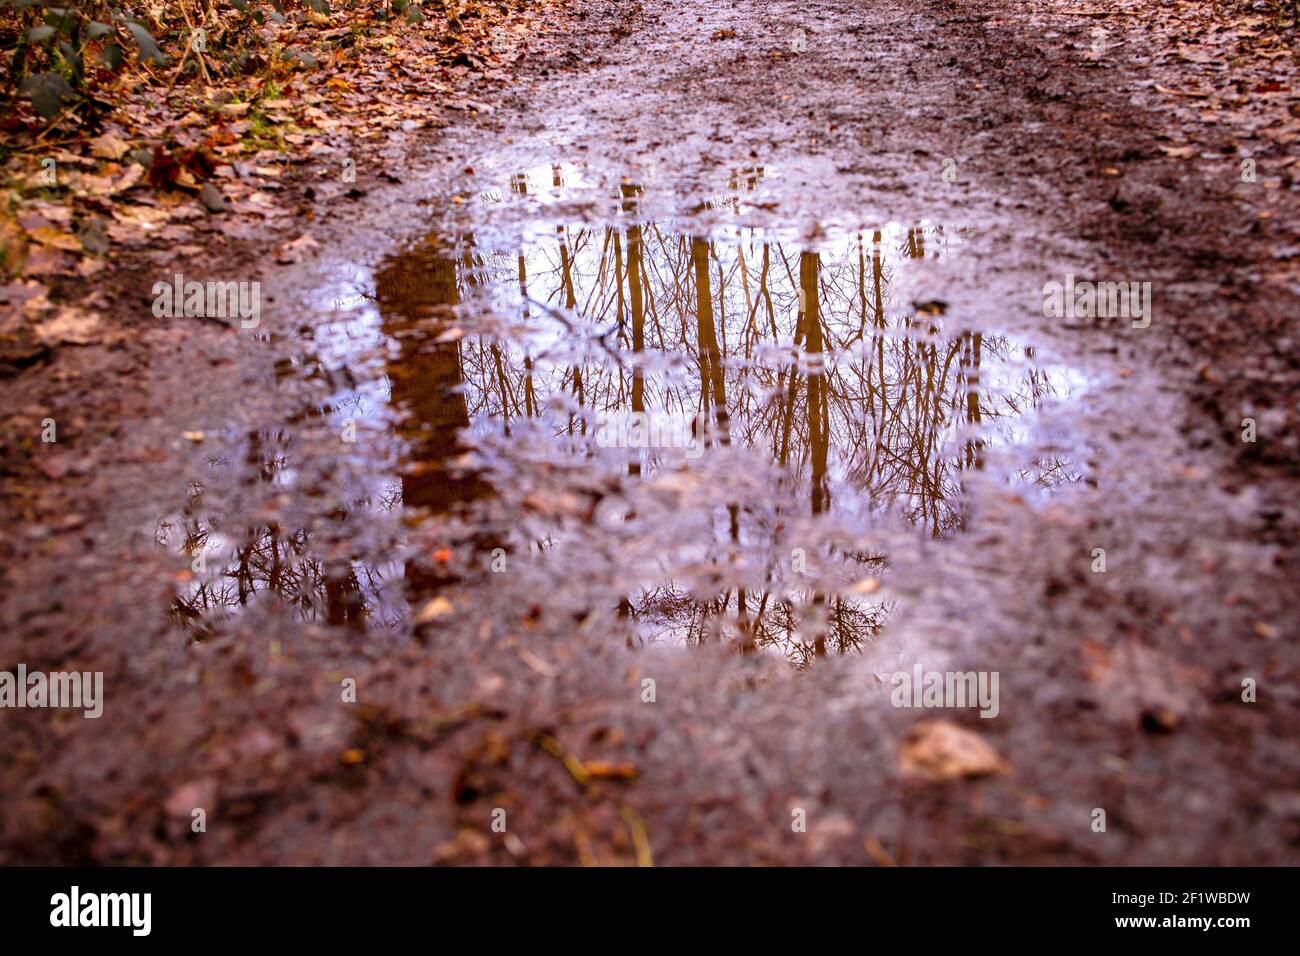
[88,132,131,160]
[414,596,454,624]
[276,232,320,263]
[864,835,897,867]
[1155,84,1208,98]
[112,204,172,227]
[1080,639,1210,731]
[584,760,638,780]
[519,648,557,677]
[899,719,1010,781]
[25,225,81,252]
[22,246,76,277]
[164,779,217,819]
[34,307,103,346]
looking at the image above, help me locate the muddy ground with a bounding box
[2,0,1299,865]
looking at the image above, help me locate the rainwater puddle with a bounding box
[161,162,1095,662]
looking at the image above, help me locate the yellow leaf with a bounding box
[414,596,454,624]
[27,226,81,251]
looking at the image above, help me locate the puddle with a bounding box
[160,165,1093,661]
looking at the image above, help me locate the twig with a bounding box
[1155,84,1210,98]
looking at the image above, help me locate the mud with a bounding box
[2,0,1298,865]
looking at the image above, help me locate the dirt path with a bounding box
[3,0,1298,865]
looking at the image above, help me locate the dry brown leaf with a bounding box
[521,489,590,517]
[112,205,172,227]
[275,232,320,263]
[25,225,81,251]
[585,761,639,780]
[1080,638,1210,730]
[23,246,76,276]
[519,648,558,677]
[414,596,454,624]
[1155,84,1209,98]
[899,719,1010,781]
[88,133,131,160]
[34,307,104,346]
[164,779,217,819]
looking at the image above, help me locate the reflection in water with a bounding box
[158,445,379,637]
[375,238,494,595]
[160,167,1085,662]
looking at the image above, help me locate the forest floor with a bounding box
[2,0,1299,865]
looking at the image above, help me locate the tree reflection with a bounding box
[362,187,1079,660]
[160,172,1080,661]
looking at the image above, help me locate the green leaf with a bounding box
[123,20,166,65]
[20,71,74,120]
[229,0,249,10]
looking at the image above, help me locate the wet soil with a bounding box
[2,0,1299,865]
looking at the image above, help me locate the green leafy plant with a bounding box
[2,1,169,119]
[0,1,358,125]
